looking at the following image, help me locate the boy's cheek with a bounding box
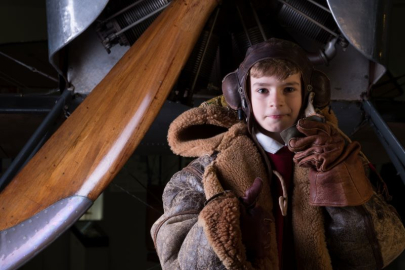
[292,112,301,124]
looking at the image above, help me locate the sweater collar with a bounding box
[255,131,285,154]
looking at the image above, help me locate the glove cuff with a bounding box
[309,151,374,206]
[198,192,253,269]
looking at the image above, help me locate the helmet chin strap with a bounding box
[237,85,245,120]
[304,92,316,117]
[298,84,315,120]
[238,85,247,121]
[240,74,254,132]
[237,108,244,120]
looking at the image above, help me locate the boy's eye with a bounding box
[284,87,296,93]
[257,88,268,94]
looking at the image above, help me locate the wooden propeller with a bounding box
[0,0,218,267]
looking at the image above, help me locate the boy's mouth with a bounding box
[268,114,286,119]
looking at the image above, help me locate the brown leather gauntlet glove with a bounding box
[288,117,373,206]
[240,178,272,262]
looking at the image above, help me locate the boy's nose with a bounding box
[269,91,284,107]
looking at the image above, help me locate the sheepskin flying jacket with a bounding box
[151,104,405,270]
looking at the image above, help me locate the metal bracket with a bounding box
[363,100,405,184]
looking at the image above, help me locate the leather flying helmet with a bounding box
[222,38,330,133]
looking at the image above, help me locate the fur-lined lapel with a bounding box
[168,106,239,157]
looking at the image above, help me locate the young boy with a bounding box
[151,38,405,270]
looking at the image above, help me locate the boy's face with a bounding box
[250,72,302,139]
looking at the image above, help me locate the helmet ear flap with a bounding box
[222,71,241,110]
[309,70,331,109]
[222,71,250,121]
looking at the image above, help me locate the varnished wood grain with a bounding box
[0,0,218,230]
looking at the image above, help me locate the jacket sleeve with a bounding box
[323,160,405,269]
[150,157,224,270]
